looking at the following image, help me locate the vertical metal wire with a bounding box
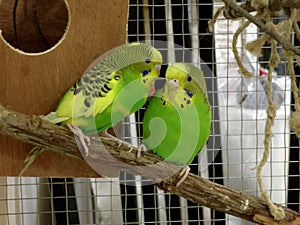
[165,0,175,64]
[129,114,145,225]
[143,0,151,42]
[165,2,191,224]
[187,0,199,65]
[187,1,212,224]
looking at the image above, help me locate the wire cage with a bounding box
[0,0,298,224]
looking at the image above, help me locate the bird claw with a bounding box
[137,144,148,159]
[67,124,90,156]
[100,131,133,149]
[176,165,190,187]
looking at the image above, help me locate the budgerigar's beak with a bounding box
[155,64,161,73]
[167,79,180,88]
[165,79,180,98]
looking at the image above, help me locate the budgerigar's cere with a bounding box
[142,63,211,187]
[20,43,162,175]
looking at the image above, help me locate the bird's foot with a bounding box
[176,165,190,187]
[19,146,45,176]
[67,124,90,156]
[137,144,148,159]
[99,131,134,149]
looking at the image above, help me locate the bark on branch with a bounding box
[0,103,299,224]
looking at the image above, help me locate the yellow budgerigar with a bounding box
[20,43,162,175]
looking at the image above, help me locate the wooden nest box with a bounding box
[0,0,129,176]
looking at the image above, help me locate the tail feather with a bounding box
[40,112,69,124]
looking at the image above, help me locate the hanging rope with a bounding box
[256,39,284,221]
[209,0,300,221]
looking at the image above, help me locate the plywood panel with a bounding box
[0,0,128,176]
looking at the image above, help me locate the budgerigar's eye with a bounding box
[187,76,192,82]
[145,58,151,64]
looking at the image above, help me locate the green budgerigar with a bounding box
[142,63,211,187]
[55,43,162,128]
[47,42,162,152]
[21,43,162,175]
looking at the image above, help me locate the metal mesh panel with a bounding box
[0,1,298,224]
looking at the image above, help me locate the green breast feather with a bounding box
[143,63,211,165]
[45,43,162,133]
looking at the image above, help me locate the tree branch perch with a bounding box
[0,103,299,224]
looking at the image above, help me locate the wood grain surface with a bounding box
[0,0,128,176]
